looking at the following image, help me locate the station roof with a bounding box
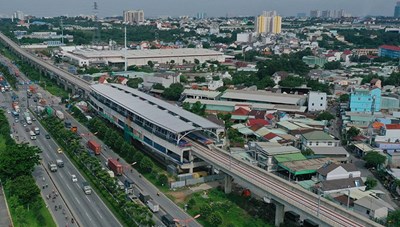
[182,89,221,99]
[221,89,305,105]
[91,84,222,134]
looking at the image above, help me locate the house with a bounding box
[116,76,128,85]
[316,177,365,195]
[308,91,327,112]
[248,110,267,120]
[272,71,289,85]
[98,75,109,84]
[370,79,382,89]
[317,163,360,181]
[353,196,393,219]
[301,131,340,150]
[376,124,400,143]
[350,86,381,113]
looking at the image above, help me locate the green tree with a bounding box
[127,78,143,89]
[302,148,314,156]
[162,83,184,101]
[323,61,341,70]
[180,75,188,83]
[387,209,400,227]
[152,83,165,90]
[139,156,154,173]
[316,111,335,121]
[208,211,223,226]
[363,151,387,169]
[279,76,305,88]
[339,94,350,102]
[0,144,40,180]
[158,174,168,186]
[365,176,378,190]
[147,61,154,68]
[194,76,206,83]
[6,175,40,205]
[194,59,200,65]
[347,126,360,140]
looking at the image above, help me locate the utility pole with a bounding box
[124,26,127,72]
[60,18,64,44]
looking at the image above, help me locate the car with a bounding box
[14,119,19,123]
[57,148,63,154]
[6,109,11,114]
[45,134,50,139]
[32,118,36,121]
[71,174,78,182]
[23,123,27,127]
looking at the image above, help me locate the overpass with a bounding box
[0,32,91,96]
[189,139,382,227]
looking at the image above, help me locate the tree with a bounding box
[363,151,387,168]
[162,83,184,101]
[279,76,305,88]
[139,156,154,173]
[0,144,40,180]
[158,174,168,186]
[302,148,314,156]
[316,111,335,121]
[147,61,154,68]
[339,94,350,102]
[208,211,223,226]
[365,176,378,190]
[194,59,200,65]
[127,78,143,89]
[347,126,360,140]
[152,83,165,90]
[6,175,40,205]
[180,75,188,83]
[194,76,206,83]
[323,61,341,70]
[387,209,400,227]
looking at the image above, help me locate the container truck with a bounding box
[107,158,123,176]
[48,161,57,172]
[139,192,150,203]
[56,110,64,120]
[29,131,36,140]
[162,214,177,227]
[56,159,64,168]
[87,140,101,155]
[24,112,32,125]
[146,200,160,213]
[34,127,40,135]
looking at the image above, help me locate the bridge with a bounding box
[189,139,382,227]
[0,32,383,227]
[0,32,90,96]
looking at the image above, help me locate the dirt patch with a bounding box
[167,181,221,203]
[168,190,190,203]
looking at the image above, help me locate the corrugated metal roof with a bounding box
[221,89,304,105]
[274,153,307,163]
[91,84,221,134]
[302,131,335,140]
[182,89,221,99]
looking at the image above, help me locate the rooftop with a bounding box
[320,177,364,191]
[379,45,400,52]
[302,131,336,141]
[278,157,332,175]
[91,84,222,134]
[182,89,221,99]
[310,147,349,156]
[221,89,305,105]
[354,195,394,211]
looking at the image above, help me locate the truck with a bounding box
[36,92,42,99]
[56,110,64,120]
[48,161,57,172]
[12,101,20,113]
[71,126,78,133]
[161,214,177,227]
[146,200,160,213]
[56,159,64,168]
[82,181,92,195]
[139,192,150,203]
[87,140,101,155]
[124,178,134,194]
[34,127,40,135]
[11,111,19,118]
[107,158,123,176]
[29,131,36,140]
[24,112,32,125]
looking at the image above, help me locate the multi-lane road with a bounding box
[0,76,121,227]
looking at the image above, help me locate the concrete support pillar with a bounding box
[274,202,285,227]
[224,174,232,194]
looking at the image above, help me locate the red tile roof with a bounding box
[247,119,269,127]
[386,124,400,130]
[379,45,400,52]
[264,132,279,140]
[232,107,249,116]
[266,113,275,120]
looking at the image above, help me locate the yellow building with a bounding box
[256,15,266,33]
[272,16,282,34]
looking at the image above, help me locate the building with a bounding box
[64,48,225,67]
[308,92,327,112]
[353,48,378,56]
[196,12,207,19]
[310,10,321,18]
[141,72,180,89]
[302,56,327,68]
[14,11,24,20]
[89,83,224,173]
[376,124,400,143]
[181,89,221,100]
[255,11,282,34]
[395,1,400,18]
[317,163,360,181]
[354,196,393,219]
[123,10,144,24]
[378,45,400,59]
[220,89,306,106]
[350,87,381,112]
[301,131,340,150]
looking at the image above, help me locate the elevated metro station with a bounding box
[89,83,224,173]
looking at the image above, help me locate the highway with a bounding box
[0,32,90,94]
[189,139,382,227]
[0,73,121,227]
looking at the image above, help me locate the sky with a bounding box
[0,0,398,18]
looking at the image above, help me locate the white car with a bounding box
[71,175,78,182]
[7,109,11,114]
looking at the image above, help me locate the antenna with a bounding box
[60,18,64,44]
[92,2,101,45]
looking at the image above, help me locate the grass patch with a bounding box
[184,189,273,227]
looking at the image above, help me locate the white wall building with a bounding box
[142,73,180,89]
[308,91,327,112]
[123,10,144,24]
[208,80,224,91]
[317,163,361,181]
